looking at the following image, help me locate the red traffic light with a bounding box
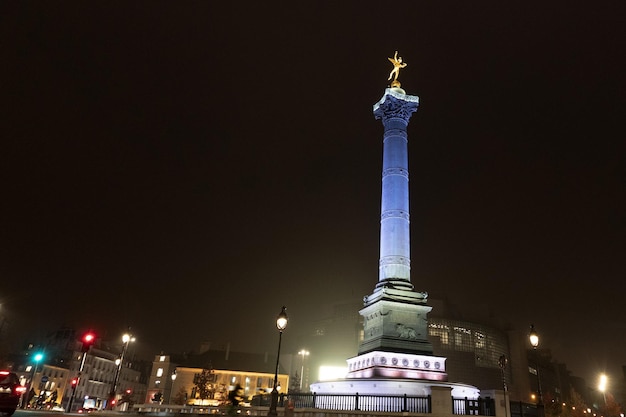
[71,378,78,387]
[81,331,96,351]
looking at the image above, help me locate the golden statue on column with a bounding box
[387,51,407,88]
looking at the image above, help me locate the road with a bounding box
[14,412,83,417]
[13,411,137,417]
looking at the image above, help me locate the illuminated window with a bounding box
[429,323,450,344]
[475,332,485,349]
[159,356,166,362]
[156,368,163,377]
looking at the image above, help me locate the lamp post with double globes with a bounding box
[529,325,544,417]
[268,306,288,417]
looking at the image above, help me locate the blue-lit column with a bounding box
[373,88,419,290]
[358,87,432,356]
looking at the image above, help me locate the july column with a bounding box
[373,88,419,290]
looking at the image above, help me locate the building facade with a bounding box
[3,328,148,412]
[146,353,289,405]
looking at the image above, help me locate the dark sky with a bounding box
[2,2,625,385]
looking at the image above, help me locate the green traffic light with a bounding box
[34,353,44,362]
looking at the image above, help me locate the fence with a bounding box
[249,392,495,415]
[509,401,539,417]
[452,398,496,416]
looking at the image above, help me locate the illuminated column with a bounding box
[373,88,419,290]
[359,87,432,356]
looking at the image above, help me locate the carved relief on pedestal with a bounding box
[395,323,417,339]
[367,325,382,338]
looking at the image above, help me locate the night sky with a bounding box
[2,2,625,385]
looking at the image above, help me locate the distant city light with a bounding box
[318,366,347,381]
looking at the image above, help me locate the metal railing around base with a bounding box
[452,397,496,416]
[263,393,431,413]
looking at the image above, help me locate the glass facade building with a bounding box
[429,317,511,392]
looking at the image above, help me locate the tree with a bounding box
[543,391,561,417]
[193,368,217,400]
[561,387,589,417]
[173,387,188,405]
[600,393,623,417]
[214,383,229,404]
[290,371,301,393]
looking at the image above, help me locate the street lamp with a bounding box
[498,355,508,417]
[110,333,135,409]
[298,350,309,391]
[529,325,544,417]
[598,373,607,405]
[268,306,288,417]
[169,371,177,404]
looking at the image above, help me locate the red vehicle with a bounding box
[0,371,26,416]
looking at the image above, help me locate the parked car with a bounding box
[0,371,26,416]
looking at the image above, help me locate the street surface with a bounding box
[14,412,71,417]
[13,411,139,417]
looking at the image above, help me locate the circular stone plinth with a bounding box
[310,378,480,398]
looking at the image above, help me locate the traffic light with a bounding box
[71,378,78,388]
[81,331,96,352]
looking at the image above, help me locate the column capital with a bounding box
[373,88,419,124]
